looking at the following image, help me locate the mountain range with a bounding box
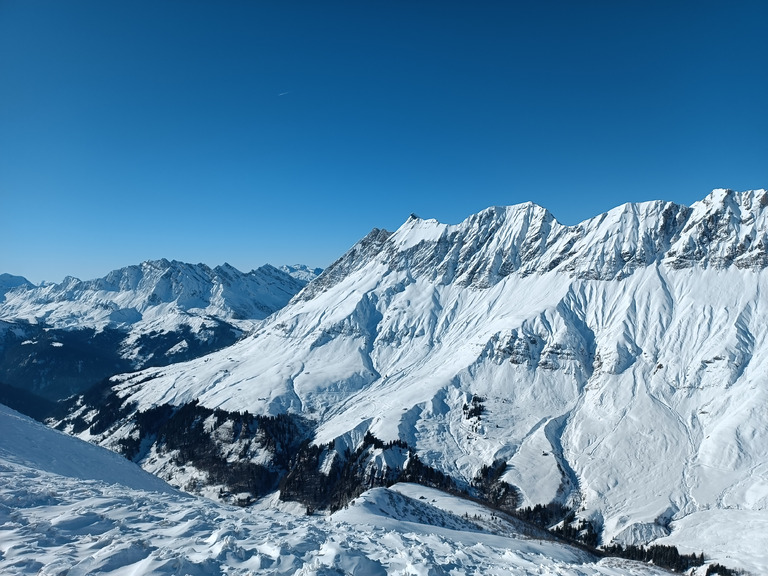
[2,188,766,574]
[0,260,318,402]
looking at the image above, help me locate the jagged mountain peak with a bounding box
[697,187,767,210]
[666,188,768,269]
[400,200,555,234]
[0,259,308,331]
[305,190,768,299]
[212,261,249,276]
[475,201,554,221]
[0,273,33,296]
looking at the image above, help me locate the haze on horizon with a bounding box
[1,1,766,284]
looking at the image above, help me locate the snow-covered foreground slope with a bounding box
[69,189,768,570]
[0,403,173,493]
[1,405,677,575]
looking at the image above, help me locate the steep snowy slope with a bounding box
[74,189,767,568]
[1,403,678,575]
[0,403,174,493]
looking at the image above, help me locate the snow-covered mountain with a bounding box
[59,189,767,572]
[1,259,307,330]
[0,273,32,294]
[0,260,310,401]
[279,263,324,283]
[0,402,704,575]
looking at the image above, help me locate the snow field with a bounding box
[0,461,675,575]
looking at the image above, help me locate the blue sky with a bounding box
[2,1,766,284]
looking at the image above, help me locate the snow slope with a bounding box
[1,403,677,575]
[75,189,768,569]
[0,404,174,493]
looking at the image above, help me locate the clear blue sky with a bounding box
[2,1,766,284]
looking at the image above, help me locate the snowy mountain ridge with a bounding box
[0,260,315,401]
[0,273,33,294]
[304,188,768,300]
[0,259,308,332]
[279,263,324,283]
[60,189,768,571]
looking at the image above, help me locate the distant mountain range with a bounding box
[0,260,320,401]
[278,264,325,283]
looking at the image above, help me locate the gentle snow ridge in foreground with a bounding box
[1,404,677,575]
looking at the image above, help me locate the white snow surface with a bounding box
[0,404,174,494]
[1,404,677,575]
[78,190,768,569]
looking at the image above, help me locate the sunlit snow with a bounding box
[94,190,768,572]
[1,405,673,575]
